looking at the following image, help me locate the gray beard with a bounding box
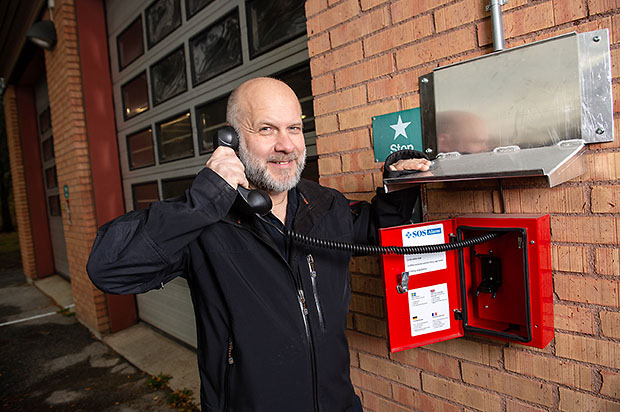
[238,138,306,193]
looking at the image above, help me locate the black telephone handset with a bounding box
[214,126,273,216]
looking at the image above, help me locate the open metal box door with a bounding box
[379,219,464,352]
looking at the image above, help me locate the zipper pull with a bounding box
[228,340,234,364]
[307,254,316,279]
[298,289,309,315]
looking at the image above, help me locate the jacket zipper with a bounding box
[224,338,234,412]
[225,219,320,412]
[307,254,326,331]
[297,287,319,412]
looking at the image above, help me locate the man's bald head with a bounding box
[226,77,302,133]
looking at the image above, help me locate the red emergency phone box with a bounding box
[379,214,553,352]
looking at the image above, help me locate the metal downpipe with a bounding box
[487,0,507,51]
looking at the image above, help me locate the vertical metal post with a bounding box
[486,0,507,51]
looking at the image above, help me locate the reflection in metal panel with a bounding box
[385,29,613,192]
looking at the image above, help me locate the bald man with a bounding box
[88,77,429,411]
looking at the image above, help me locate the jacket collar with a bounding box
[293,179,336,235]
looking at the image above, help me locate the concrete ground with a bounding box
[0,265,200,411]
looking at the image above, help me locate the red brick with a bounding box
[314,85,367,115]
[352,313,387,337]
[338,100,400,130]
[392,383,461,412]
[367,67,428,101]
[390,347,460,379]
[462,362,554,406]
[551,245,588,273]
[501,187,586,214]
[346,330,389,356]
[588,0,620,15]
[391,0,452,23]
[592,185,620,213]
[506,399,548,412]
[311,73,335,96]
[316,129,371,154]
[556,333,620,368]
[361,390,408,412]
[551,216,620,245]
[342,150,376,172]
[318,155,342,175]
[364,15,434,56]
[577,152,620,182]
[315,114,339,136]
[350,368,392,397]
[426,190,493,213]
[359,353,421,388]
[349,255,381,275]
[554,304,595,334]
[553,0,587,24]
[600,311,620,339]
[504,347,592,390]
[308,32,331,57]
[351,274,384,296]
[396,27,476,69]
[350,294,384,317]
[310,41,364,76]
[305,0,328,18]
[601,370,620,399]
[334,54,394,89]
[360,0,387,11]
[306,0,360,36]
[422,373,502,411]
[554,274,619,307]
[330,6,390,48]
[425,337,502,367]
[434,0,487,32]
[596,247,620,276]
[400,94,420,110]
[559,387,620,411]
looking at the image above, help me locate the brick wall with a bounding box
[3,87,38,279]
[44,0,110,334]
[307,0,620,410]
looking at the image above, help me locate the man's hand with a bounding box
[205,147,249,190]
[388,158,432,172]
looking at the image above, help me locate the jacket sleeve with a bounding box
[349,149,427,245]
[86,168,238,295]
[349,186,420,246]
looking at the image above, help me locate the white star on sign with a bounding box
[390,115,411,140]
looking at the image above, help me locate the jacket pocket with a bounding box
[224,337,234,412]
[307,254,326,331]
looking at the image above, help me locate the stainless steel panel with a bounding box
[579,30,614,143]
[431,33,582,155]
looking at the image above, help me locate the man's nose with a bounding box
[274,130,295,153]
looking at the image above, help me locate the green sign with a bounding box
[64,184,69,199]
[372,108,423,162]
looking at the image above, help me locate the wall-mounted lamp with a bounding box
[26,21,57,50]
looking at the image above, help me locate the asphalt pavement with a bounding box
[0,265,198,411]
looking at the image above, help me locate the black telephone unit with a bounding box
[214,126,273,216]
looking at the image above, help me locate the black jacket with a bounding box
[87,168,418,412]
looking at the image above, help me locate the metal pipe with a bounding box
[487,0,507,51]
